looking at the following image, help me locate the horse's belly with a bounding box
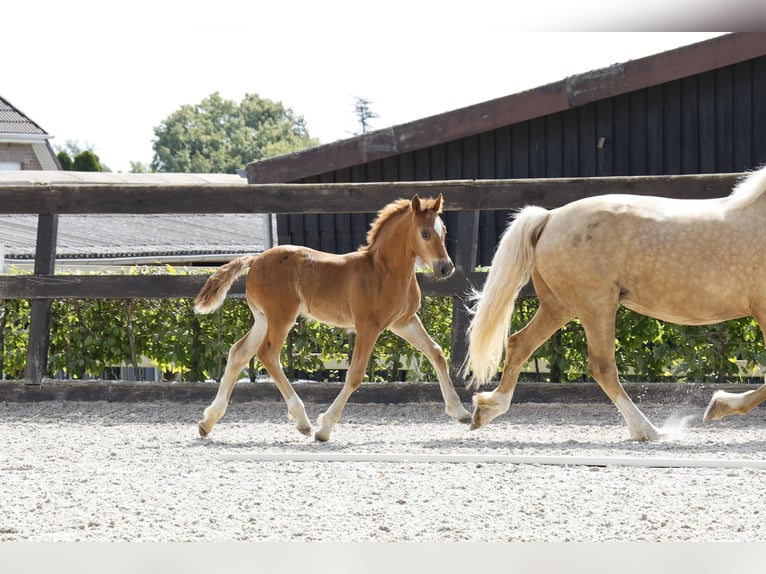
[620,290,751,326]
[299,303,355,330]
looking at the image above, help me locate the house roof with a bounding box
[0,171,267,264]
[246,32,766,184]
[0,96,50,141]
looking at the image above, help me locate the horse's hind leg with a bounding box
[390,316,471,423]
[470,296,573,430]
[704,313,766,422]
[254,315,313,437]
[580,311,661,442]
[198,312,266,437]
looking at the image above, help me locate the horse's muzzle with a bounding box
[433,259,455,279]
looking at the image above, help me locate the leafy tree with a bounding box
[55,141,106,172]
[72,150,103,172]
[151,92,319,173]
[56,150,73,170]
[129,161,151,173]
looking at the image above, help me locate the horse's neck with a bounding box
[368,211,416,273]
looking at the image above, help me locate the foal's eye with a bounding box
[420,230,431,240]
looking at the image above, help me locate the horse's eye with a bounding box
[421,229,431,240]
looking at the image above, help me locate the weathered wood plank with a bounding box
[0,271,489,300]
[0,174,743,215]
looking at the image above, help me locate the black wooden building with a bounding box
[247,33,766,266]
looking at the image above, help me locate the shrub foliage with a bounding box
[1,267,765,383]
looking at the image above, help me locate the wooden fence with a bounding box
[0,172,741,384]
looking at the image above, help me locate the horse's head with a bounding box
[410,194,455,279]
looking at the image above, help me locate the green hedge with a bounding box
[1,267,764,383]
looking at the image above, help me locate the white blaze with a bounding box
[434,216,445,239]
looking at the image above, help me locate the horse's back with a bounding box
[532,193,766,324]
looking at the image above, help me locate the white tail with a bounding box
[465,206,550,387]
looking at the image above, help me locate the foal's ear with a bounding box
[434,193,443,213]
[411,194,422,212]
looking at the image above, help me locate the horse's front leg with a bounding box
[704,383,766,422]
[315,327,379,442]
[390,316,471,423]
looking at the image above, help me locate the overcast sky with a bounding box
[4,2,750,172]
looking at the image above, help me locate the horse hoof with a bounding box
[458,414,473,425]
[703,392,731,422]
[198,423,209,438]
[703,401,724,423]
[629,427,661,442]
[297,426,313,437]
[314,432,329,442]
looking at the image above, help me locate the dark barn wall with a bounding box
[278,56,766,266]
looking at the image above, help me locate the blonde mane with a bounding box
[727,165,766,210]
[362,199,410,248]
[362,196,442,248]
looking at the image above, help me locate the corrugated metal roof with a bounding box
[0,96,48,136]
[0,214,266,261]
[0,171,265,262]
[0,170,246,185]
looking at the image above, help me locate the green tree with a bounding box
[129,161,151,173]
[151,92,319,173]
[55,141,106,172]
[72,150,103,171]
[56,150,73,170]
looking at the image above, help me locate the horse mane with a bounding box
[361,196,442,249]
[727,165,766,210]
[362,199,411,249]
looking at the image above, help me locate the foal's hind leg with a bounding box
[255,314,313,437]
[580,312,661,442]
[315,326,379,442]
[390,316,471,423]
[471,297,573,430]
[198,313,266,437]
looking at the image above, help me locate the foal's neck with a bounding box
[367,210,416,273]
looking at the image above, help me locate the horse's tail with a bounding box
[465,206,550,388]
[194,255,256,314]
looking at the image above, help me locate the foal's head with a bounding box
[409,194,454,279]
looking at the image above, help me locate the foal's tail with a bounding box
[465,206,550,388]
[194,255,256,314]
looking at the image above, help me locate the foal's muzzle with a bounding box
[432,259,455,280]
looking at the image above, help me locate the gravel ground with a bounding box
[2,397,766,542]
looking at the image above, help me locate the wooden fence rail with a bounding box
[0,172,742,384]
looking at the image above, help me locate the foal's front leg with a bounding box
[314,328,379,442]
[390,316,471,423]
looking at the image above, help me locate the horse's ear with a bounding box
[434,193,443,213]
[411,194,422,212]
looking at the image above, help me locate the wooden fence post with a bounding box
[449,210,480,384]
[24,214,58,384]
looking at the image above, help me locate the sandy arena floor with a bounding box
[1,398,765,542]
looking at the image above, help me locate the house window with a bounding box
[0,161,22,170]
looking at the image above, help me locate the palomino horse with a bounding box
[466,165,766,441]
[195,194,471,441]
